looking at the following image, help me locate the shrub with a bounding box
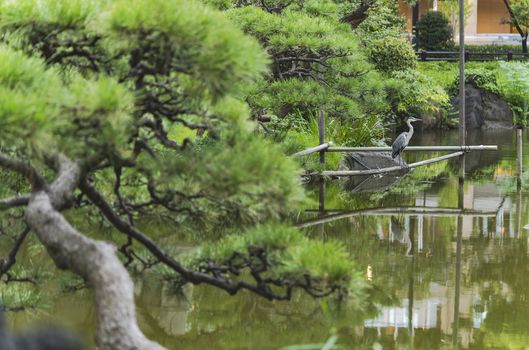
[498,62,529,127]
[460,44,522,54]
[385,69,449,122]
[364,36,417,73]
[356,4,406,37]
[449,68,501,96]
[417,11,454,51]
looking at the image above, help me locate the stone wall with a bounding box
[451,83,513,129]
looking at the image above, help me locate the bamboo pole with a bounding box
[326,145,497,152]
[320,151,464,177]
[305,207,496,216]
[292,142,332,157]
[517,128,523,188]
[318,64,325,165]
[298,207,497,229]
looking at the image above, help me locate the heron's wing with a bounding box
[391,132,407,158]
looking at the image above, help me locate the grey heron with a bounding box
[391,117,421,167]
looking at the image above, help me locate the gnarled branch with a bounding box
[0,226,31,280]
[80,179,344,300]
[0,152,46,189]
[0,195,30,211]
[26,157,164,350]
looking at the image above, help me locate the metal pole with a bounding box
[518,128,523,188]
[459,0,466,182]
[517,187,522,239]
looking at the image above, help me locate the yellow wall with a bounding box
[477,0,512,34]
[399,0,514,34]
[399,0,430,31]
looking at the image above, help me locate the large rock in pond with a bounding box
[339,152,408,193]
[451,83,513,129]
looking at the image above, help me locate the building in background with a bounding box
[399,0,520,45]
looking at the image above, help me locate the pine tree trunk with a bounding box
[25,160,166,350]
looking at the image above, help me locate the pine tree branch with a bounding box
[0,152,46,189]
[80,179,333,300]
[0,226,31,280]
[0,195,30,211]
[503,0,527,37]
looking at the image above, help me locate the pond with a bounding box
[5,129,529,349]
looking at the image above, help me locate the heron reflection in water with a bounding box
[390,216,412,256]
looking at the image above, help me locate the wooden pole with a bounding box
[319,111,325,165]
[318,177,325,212]
[305,207,496,216]
[318,64,325,165]
[517,128,523,188]
[320,151,464,177]
[326,145,497,152]
[459,0,466,182]
[292,142,332,157]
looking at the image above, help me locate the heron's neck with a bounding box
[407,120,414,138]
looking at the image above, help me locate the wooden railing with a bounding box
[417,50,529,62]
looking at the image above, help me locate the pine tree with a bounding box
[204,0,393,147]
[0,0,365,348]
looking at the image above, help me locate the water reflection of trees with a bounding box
[134,277,378,350]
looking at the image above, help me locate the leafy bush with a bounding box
[449,68,501,96]
[356,3,406,37]
[364,36,417,73]
[417,61,459,89]
[417,11,454,51]
[385,69,450,122]
[498,62,529,127]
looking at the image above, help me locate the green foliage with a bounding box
[497,62,529,127]
[385,69,449,121]
[0,45,132,158]
[145,129,306,226]
[364,36,417,73]
[417,11,454,51]
[436,0,472,31]
[0,0,346,301]
[0,46,61,149]
[102,0,268,99]
[191,224,356,283]
[510,0,529,25]
[460,44,523,54]
[449,68,501,96]
[0,0,99,28]
[0,0,304,229]
[356,3,406,38]
[210,1,393,148]
[417,61,458,89]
